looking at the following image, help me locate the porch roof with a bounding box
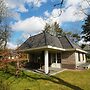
[17,45,65,52]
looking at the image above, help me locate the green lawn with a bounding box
[0,69,90,90]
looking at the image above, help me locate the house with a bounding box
[17,32,87,74]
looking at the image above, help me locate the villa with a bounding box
[17,32,87,74]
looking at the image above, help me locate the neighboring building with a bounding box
[0,49,28,61]
[17,32,87,74]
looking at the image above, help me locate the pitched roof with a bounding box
[58,36,73,49]
[58,35,81,49]
[17,33,46,50]
[83,44,90,51]
[45,32,63,48]
[17,32,81,50]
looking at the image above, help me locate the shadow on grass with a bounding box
[21,71,83,90]
[0,70,83,90]
[0,71,21,86]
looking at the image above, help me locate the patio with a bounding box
[24,67,66,75]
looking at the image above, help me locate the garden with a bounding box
[0,61,90,90]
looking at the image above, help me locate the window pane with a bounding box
[52,53,56,63]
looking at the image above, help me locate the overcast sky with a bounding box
[5,0,90,49]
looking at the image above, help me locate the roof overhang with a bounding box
[17,45,65,52]
[75,48,87,53]
[47,45,65,51]
[65,48,87,53]
[17,46,87,54]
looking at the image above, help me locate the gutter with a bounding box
[17,45,65,52]
[17,46,87,54]
[65,48,87,53]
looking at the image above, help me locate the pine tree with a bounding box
[82,15,90,42]
[44,22,64,37]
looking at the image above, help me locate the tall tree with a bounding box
[44,23,51,33]
[53,22,65,37]
[44,22,64,37]
[65,32,81,43]
[71,33,81,43]
[0,0,11,49]
[82,15,90,42]
[54,0,90,17]
[44,22,81,43]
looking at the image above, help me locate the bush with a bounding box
[86,54,90,63]
[86,54,90,59]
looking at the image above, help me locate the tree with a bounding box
[54,0,90,17]
[81,44,86,49]
[44,22,81,43]
[53,22,65,37]
[0,0,12,49]
[44,22,64,37]
[82,15,90,42]
[65,31,81,43]
[71,33,81,43]
[0,0,7,23]
[44,23,51,33]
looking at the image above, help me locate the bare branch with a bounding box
[85,0,90,6]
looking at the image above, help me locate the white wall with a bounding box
[75,52,86,68]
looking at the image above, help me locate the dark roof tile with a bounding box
[18,32,81,50]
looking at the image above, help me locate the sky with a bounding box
[5,0,90,49]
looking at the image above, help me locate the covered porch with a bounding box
[21,46,64,74]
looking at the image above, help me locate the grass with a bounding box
[0,69,90,90]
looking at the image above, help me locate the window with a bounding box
[51,53,61,63]
[78,53,80,62]
[52,53,56,63]
[57,53,61,63]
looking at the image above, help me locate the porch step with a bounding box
[49,68,65,75]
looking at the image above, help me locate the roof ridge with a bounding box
[43,31,47,46]
[65,35,81,49]
[65,35,74,48]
